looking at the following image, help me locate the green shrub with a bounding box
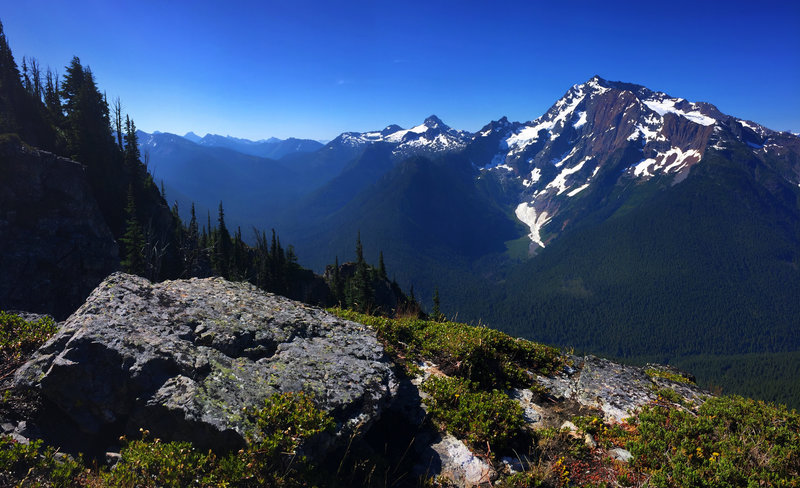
[0,435,83,487]
[628,395,800,487]
[644,367,693,385]
[103,391,335,487]
[103,432,219,487]
[331,309,564,389]
[0,311,57,361]
[421,376,525,453]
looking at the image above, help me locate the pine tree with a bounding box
[124,115,142,177]
[351,232,373,313]
[432,288,443,322]
[213,202,232,278]
[121,185,145,275]
[43,68,62,126]
[184,203,200,276]
[378,251,387,280]
[331,256,344,305]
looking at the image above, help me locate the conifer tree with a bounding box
[378,251,387,280]
[184,203,200,276]
[121,185,145,275]
[124,115,142,177]
[213,202,232,278]
[43,68,62,126]
[432,288,442,322]
[331,256,343,305]
[351,232,373,312]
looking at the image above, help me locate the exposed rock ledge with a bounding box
[13,272,396,455]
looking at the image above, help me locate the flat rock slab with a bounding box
[14,273,395,454]
[534,355,710,423]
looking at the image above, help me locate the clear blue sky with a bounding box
[3,0,799,140]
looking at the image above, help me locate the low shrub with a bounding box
[421,376,525,454]
[331,309,565,389]
[628,395,800,487]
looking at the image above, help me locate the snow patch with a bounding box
[547,157,590,194]
[633,147,702,178]
[643,99,715,126]
[567,183,590,197]
[573,111,587,128]
[523,167,542,187]
[515,203,550,248]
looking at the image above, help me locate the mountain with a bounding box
[472,75,800,251]
[139,131,304,232]
[138,79,799,406]
[279,77,799,407]
[329,115,472,159]
[452,77,800,406]
[184,132,323,159]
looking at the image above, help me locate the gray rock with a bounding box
[575,356,658,421]
[509,388,543,425]
[610,447,633,463]
[0,140,118,319]
[531,354,710,426]
[14,273,395,456]
[426,434,495,487]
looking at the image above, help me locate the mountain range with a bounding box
[140,76,800,407]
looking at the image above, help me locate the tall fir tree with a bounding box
[432,288,443,322]
[213,202,232,278]
[378,251,387,280]
[331,256,344,305]
[121,185,146,275]
[351,232,373,313]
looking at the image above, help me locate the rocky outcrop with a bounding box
[530,355,710,424]
[12,273,395,456]
[0,138,118,319]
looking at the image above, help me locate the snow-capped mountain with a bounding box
[328,115,472,159]
[472,76,800,249]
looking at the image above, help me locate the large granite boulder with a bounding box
[13,273,396,455]
[0,138,119,319]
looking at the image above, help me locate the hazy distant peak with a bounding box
[183,131,202,143]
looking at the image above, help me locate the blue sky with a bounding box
[3,0,799,140]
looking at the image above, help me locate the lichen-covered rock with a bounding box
[13,273,395,455]
[533,355,710,423]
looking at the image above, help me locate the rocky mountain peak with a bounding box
[423,114,446,129]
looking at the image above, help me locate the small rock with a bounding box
[560,420,578,432]
[105,452,121,467]
[509,389,543,425]
[610,447,633,463]
[427,434,495,487]
[500,454,531,474]
[7,433,29,445]
[584,433,597,449]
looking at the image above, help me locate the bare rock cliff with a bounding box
[0,137,118,318]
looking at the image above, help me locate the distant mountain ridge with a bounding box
[179,131,323,159]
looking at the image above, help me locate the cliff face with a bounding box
[0,137,118,319]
